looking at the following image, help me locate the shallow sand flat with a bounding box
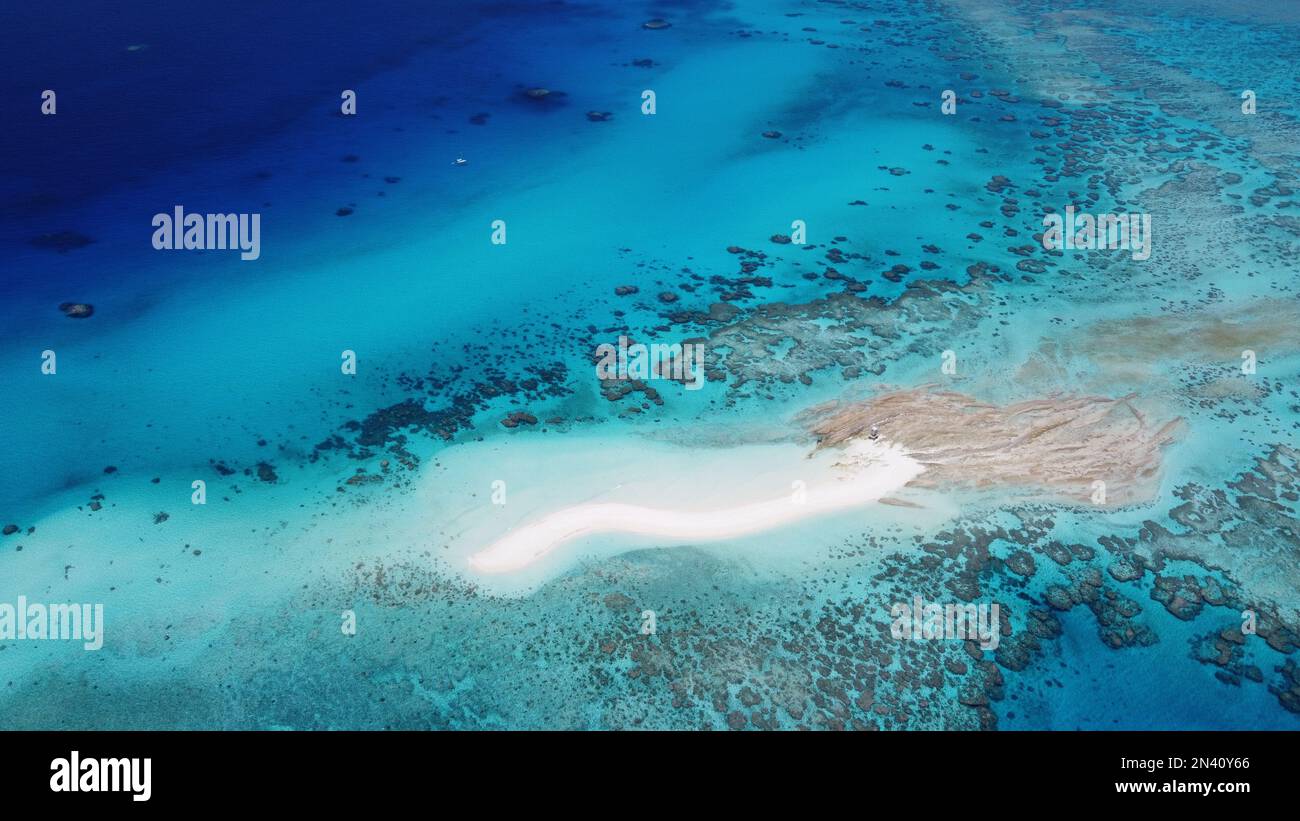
[468,438,923,573]
[417,429,942,585]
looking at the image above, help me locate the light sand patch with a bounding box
[804,388,1182,506]
[1014,300,1300,391]
[878,496,924,509]
[469,439,924,573]
[1189,375,1267,401]
[1082,302,1300,364]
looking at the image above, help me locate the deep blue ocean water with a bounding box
[2,0,1299,729]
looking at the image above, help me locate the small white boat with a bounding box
[453,156,468,166]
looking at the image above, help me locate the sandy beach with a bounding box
[469,439,924,573]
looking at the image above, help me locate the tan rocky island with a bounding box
[804,387,1183,507]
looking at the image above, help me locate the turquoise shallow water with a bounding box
[1,0,1299,729]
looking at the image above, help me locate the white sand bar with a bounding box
[469,439,924,573]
